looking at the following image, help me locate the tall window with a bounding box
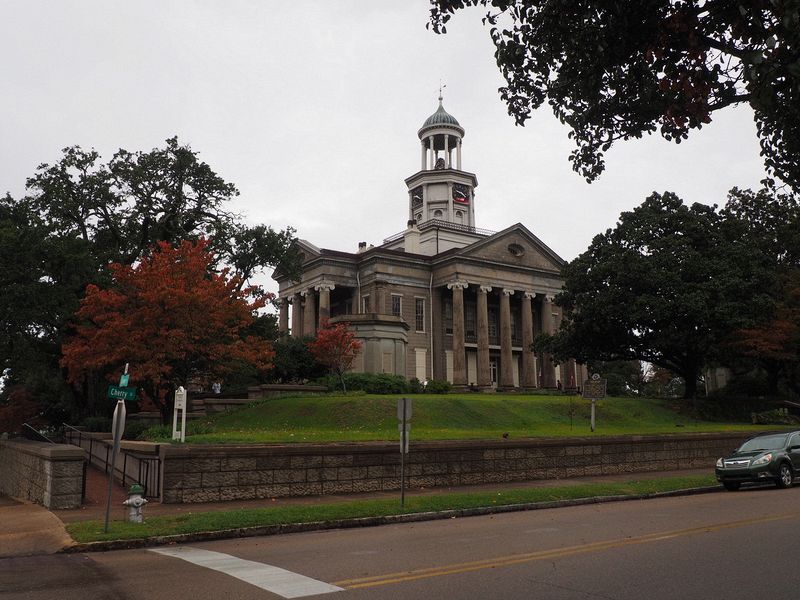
[488,307,498,343]
[465,301,476,340]
[415,298,425,332]
[361,295,370,313]
[391,294,402,317]
[443,299,453,335]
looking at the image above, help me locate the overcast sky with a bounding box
[1,1,768,295]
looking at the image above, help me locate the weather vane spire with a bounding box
[438,80,446,104]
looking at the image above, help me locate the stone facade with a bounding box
[0,440,85,509]
[159,433,748,504]
[273,97,583,390]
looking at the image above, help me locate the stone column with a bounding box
[278,297,289,335]
[421,139,426,171]
[429,136,434,170]
[448,281,468,387]
[291,292,302,338]
[540,295,557,387]
[477,285,492,388]
[499,289,515,389]
[316,282,334,328]
[521,292,536,389]
[302,289,316,337]
[444,134,450,168]
[456,138,462,169]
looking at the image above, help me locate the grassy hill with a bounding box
[148,393,768,444]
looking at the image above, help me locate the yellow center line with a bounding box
[334,511,800,590]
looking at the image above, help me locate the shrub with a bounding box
[317,372,411,394]
[424,379,451,394]
[82,416,112,432]
[122,421,151,440]
[408,378,424,394]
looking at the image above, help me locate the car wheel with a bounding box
[776,463,793,489]
[723,481,740,491]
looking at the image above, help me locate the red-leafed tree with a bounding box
[307,320,362,392]
[61,239,275,422]
[734,280,800,395]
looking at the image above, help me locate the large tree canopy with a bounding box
[429,1,800,190]
[1,138,298,422]
[61,239,275,422]
[538,191,773,398]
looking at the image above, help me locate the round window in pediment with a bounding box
[508,243,525,257]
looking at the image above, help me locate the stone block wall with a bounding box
[0,440,85,508]
[159,432,749,504]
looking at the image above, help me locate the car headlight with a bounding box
[716,458,724,468]
[752,453,773,466]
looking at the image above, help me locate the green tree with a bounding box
[428,1,800,190]
[720,187,800,393]
[537,192,772,399]
[2,138,298,422]
[268,336,328,384]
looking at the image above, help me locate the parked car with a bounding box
[715,431,800,491]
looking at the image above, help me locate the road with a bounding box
[3,485,800,599]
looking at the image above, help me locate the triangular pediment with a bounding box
[457,223,565,271]
[271,239,322,281]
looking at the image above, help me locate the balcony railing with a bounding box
[383,219,495,244]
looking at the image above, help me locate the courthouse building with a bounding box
[273,97,584,390]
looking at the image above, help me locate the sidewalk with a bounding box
[2,466,717,558]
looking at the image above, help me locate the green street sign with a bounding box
[119,374,129,387]
[107,385,137,401]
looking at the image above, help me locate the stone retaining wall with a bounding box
[0,440,85,508]
[160,432,749,504]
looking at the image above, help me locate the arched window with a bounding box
[433,209,443,218]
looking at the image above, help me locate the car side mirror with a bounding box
[790,445,800,451]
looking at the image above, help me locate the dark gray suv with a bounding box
[715,431,800,491]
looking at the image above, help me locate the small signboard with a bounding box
[119,373,129,387]
[582,373,607,400]
[107,385,137,401]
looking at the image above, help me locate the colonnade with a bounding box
[446,281,575,390]
[278,282,335,338]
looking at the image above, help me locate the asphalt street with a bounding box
[3,485,800,599]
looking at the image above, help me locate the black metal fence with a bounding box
[62,424,161,499]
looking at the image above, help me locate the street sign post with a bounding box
[105,363,130,533]
[582,373,607,432]
[107,385,137,401]
[397,397,412,507]
[104,398,126,533]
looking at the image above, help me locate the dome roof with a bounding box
[422,99,460,128]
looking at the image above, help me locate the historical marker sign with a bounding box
[582,377,607,400]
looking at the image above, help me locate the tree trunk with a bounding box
[683,372,698,399]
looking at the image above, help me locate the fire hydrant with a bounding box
[123,483,148,523]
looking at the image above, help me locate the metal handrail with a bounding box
[383,219,495,244]
[22,423,55,443]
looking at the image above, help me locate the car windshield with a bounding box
[738,434,788,452]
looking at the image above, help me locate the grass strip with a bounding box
[66,474,717,543]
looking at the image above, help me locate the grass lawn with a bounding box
[66,473,718,543]
[143,393,768,444]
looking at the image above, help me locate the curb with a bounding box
[62,484,722,553]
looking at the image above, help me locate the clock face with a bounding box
[411,187,423,208]
[453,184,469,204]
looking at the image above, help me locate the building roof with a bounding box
[422,98,460,128]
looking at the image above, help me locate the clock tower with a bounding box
[405,95,478,229]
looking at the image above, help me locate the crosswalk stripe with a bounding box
[150,547,343,598]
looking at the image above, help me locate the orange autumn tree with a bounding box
[61,239,274,422]
[307,320,362,393]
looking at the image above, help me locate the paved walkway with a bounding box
[1,466,716,558]
[0,495,73,558]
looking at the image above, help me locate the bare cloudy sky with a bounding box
[1,1,768,293]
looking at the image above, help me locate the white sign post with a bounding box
[397,397,412,508]
[172,386,187,442]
